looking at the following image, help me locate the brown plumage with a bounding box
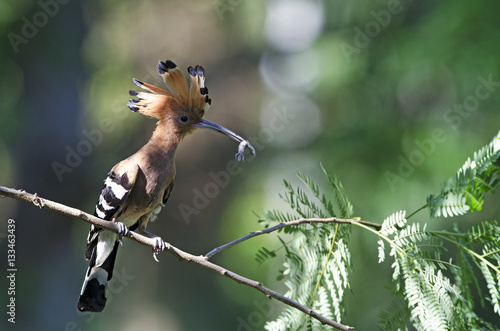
[78,60,255,312]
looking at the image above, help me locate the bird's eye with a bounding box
[180,115,189,123]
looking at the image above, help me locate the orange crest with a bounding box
[127,60,211,122]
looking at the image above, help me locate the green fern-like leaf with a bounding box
[378,210,407,263]
[428,131,500,218]
[321,163,354,218]
[479,261,500,315]
[255,246,277,265]
[462,219,500,317]
[262,168,353,330]
[377,214,464,330]
[427,192,470,218]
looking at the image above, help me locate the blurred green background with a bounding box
[1,0,500,330]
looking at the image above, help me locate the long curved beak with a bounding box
[194,119,256,161]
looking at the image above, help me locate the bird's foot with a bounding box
[235,140,256,162]
[152,237,166,262]
[114,221,130,247]
[138,229,166,261]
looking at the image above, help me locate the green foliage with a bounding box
[427,131,500,218]
[375,130,500,330]
[449,219,500,329]
[259,166,353,330]
[258,132,500,330]
[377,211,463,330]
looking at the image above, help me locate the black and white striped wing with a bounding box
[84,164,138,260]
[95,170,135,220]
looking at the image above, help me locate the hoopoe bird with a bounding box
[78,59,255,312]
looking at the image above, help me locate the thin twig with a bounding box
[0,185,353,331]
[406,204,428,220]
[205,217,381,259]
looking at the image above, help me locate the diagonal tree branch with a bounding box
[0,185,354,330]
[204,217,381,259]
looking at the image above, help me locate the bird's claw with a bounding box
[235,140,256,162]
[115,222,130,247]
[152,237,166,262]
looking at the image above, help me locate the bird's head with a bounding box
[128,60,211,135]
[128,60,255,161]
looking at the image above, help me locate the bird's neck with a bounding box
[141,119,182,164]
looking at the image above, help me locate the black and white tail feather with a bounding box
[77,169,135,312]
